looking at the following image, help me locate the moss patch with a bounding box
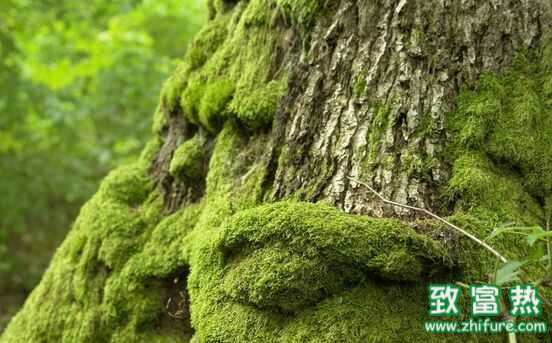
[275,0,324,31]
[186,202,515,342]
[230,79,286,128]
[2,116,529,343]
[186,17,229,70]
[1,148,198,342]
[198,79,235,131]
[177,0,290,132]
[446,152,543,224]
[160,62,191,113]
[169,135,204,180]
[216,202,451,314]
[447,48,552,225]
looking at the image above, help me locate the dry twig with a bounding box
[347,176,508,263]
[348,176,516,341]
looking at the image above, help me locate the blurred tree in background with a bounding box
[0,0,206,330]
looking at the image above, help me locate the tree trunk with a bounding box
[270,0,544,215]
[2,1,552,342]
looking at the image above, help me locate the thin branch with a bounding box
[455,281,469,289]
[347,176,508,263]
[547,219,551,271]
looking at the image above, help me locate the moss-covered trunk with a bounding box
[2,0,552,342]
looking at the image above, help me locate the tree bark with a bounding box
[2,1,551,342]
[270,0,545,216]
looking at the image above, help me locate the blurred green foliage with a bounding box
[0,0,205,329]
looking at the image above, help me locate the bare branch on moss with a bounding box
[547,219,551,270]
[347,176,508,263]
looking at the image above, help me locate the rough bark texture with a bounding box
[2,1,552,342]
[270,0,544,216]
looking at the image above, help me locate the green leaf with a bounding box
[494,260,523,286]
[487,225,540,241]
[527,231,552,246]
[539,253,551,263]
[527,244,545,262]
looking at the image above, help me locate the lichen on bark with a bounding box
[2,0,552,342]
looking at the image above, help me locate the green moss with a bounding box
[443,214,524,282]
[8,3,552,343]
[446,153,543,224]
[352,75,367,98]
[131,203,202,278]
[186,17,229,70]
[230,79,286,128]
[204,121,241,195]
[207,0,238,18]
[407,28,426,55]
[180,74,205,126]
[169,135,204,180]
[4,117,531,343]
[367,105,392,162]
[275,0,323,31]
[279,283,497,343]
[447,47,552,224]
[187,202,518,342]
[198,79,235,131]
[219,202,450,281]
[222,246,364,313]
[176,0,289,132]
[98,162,153,207]
[0,158,196,342]
[160,62,190,113]
[139,137,162,163]
[152,104,168,134]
